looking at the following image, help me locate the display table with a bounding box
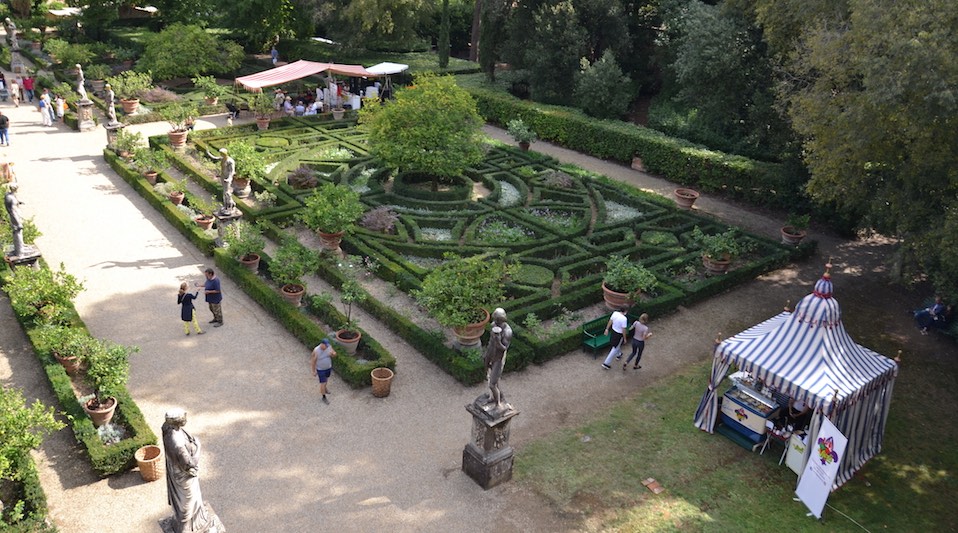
[720,384,780,445]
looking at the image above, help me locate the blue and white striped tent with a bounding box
[693,273,898,488]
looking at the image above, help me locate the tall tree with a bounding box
[222,0,310,50]
[784,0,958,294]
[573,0,631,64]
[438,0,450,68]
[526,1,587,104]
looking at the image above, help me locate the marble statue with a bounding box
[162,409,211,533]
[75,64,88,101]
[5,18,17,51]
[482,308,512,409]
[217,148,237,215]
[104,83,118,125]
[4,181,24,257]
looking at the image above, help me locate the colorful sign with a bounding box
[795,417,847,519]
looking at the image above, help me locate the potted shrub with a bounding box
[191,75,228,105]
[189,194,218,230]
[333,257,370,354]
[166,178,188,205]
[781,213,810,246]
[85,64,112,94]
[83,339,138,427]
[159,102,198,150]
[268,238,319,307]
[506,118,536,151]
[4,263,83,327]
[225,140,266,199]
[223,220,266,272]
[413,253,517,348]
[106,70,153,114]
[300,183,365,252]
[33,325,97,375]
[674,187,700,210]
[250,91,275,130]
[111,128,143,159]
[131,146,168,185]
[690,226,748,275]
[601,255,657,310]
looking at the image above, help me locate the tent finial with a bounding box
[714,332,722,345]
[823,257,833,279]
[784,299,792,312]
[895,350,902,363]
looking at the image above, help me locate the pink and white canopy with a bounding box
[235,60,380,91]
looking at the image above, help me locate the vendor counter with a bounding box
[720,382,780,444]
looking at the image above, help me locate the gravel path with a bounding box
[0,68,950,533]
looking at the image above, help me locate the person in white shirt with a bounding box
[601,306,630,369]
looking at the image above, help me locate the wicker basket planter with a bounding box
[135,445,164,482]
[371,367,394,398]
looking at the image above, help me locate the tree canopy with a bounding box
[136,23,244,79]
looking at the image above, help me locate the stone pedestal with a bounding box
[462,397,519,490]
[10,52,23,75]
[214,210,242,248]
[76,99,96,132]
[159,502,225,533]
[3,245,42,271]
[105,122,125,147]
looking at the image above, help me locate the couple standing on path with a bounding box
[178,268,224,334]
[601,306,653,370]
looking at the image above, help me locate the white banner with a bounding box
[795,417,847,519]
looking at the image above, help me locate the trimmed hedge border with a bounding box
[0,455,55,532]
[0,261,157,477]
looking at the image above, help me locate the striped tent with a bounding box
[693,272,898,488]
[234,60,379,91]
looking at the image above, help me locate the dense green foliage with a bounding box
[574,49,632,120]
[137,23,244,79]
[414,253,516,327]
[0,388,62,486]
[5,263,83,326]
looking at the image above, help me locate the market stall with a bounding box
[693,267,898,488]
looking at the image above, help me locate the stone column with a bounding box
[462,400,519,489]
[76,99,96,131]
[214,211,243,248]
[105,122,125,147]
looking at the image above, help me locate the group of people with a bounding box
[601,306,653,371]
[273,87,324,116]
[176,268,224,335]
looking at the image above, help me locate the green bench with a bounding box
[582,312,640,358]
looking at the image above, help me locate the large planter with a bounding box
[135,445,164,482]
[371,367,394,398]
[673,188,700,210]
[30,41,41,51]
[601,282,635,311]
[90,80,106,94]
[204,96,219,106]
[280,283,305,307]
[233,177,251,199]
[83,396,117,427]
[317,230,345,252]
[255,117,270,130]
[239,253,261,273]
[335,329,362,355]
[702,254,731,275]
[120,98,140,115]
[53,352,81,375]
[631,156,646,172]
[167,130,188,150]
[452,308,491,348]
[332,108,345,120]
[143,171,159,185]
[195,215,214,231]
[168,191,185,205]
[518,141,531,151]
[781,226,807,246]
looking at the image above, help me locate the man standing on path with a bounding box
[21,75,33,103]
[0,110,9,146]
[309,339,336,404]
[197,268,223,327]
[601,305,629,370]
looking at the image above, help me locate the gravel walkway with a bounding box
[0,70,948,533]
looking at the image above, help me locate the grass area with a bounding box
[516,323,958,531]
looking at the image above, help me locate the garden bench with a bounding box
[582,312,640,357]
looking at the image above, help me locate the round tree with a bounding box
[361,74,484,190]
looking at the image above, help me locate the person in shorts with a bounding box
[309,339,337,404]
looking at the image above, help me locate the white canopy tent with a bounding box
[693,270,898,488]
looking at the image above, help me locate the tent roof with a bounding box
[366,62,409,75]
[235,60,379,91]
[715,275,897,412]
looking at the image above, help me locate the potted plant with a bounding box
[601,255,658,310]
[83,339,138,427]
[189,194,218,230]
[106,70,153,114]
[222,220,266,272]
[300,183,365,252]
[225,140,266,198]
[33,325,97,375]
[690,226,747,275]
[413,253,517,348]
[333,257,370,354]
[268,238,319,307]
[85,64,112,94]
[166,178,188,205]
[250,91,275,130]
[131,146,168,185]
[331,90,347,120]
[111,128,143,159]
[781,213,810,246]
[506,118,536,151]
[159,102,198,150]
[674,187,700,210]
[192,75,228,105]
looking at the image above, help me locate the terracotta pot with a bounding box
[120,98,139,115]
[232,177,251,198]
[143,171,158,185]
[674,188,700,210]
[280,283,305,307]
[195,215,214,230]
[518,141,530,151]
[240,253,261,272]
[317,230,345,252]
[781,226,807,246]
[83,396,117,427]
[167,130,188,150]
[255,117,270,130]
[91,80,106,94]
[631,156,646,172]
[168,191,185,205]
[53,352,81,375]
[335,329,362,355]
[135,445,164,482]
[601,282,635,311]
[452,308,490,348]
[371,367,394,398]
[702,254,731,275]
[332,108,345,120]
[204,96,218,105]
[31,41,41,51]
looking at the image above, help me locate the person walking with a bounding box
[177,282,204,335]
[196,268,223,327]
[623,313,651,370]
[8,78,18,107]
[37,95,51,126]
[21,75,34,102]
[601,305,630,370]
[309,339,337,404]
[0,111,9,146]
